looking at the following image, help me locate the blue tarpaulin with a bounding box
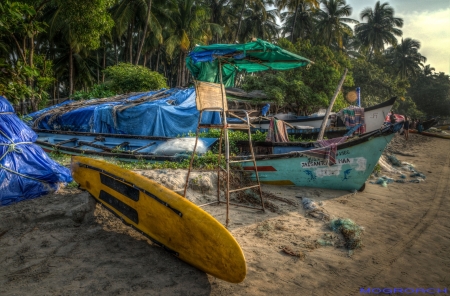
[29,88,221,137]
[0,96,72,206]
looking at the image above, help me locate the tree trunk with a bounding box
[102,43,106,82]
[30,34,37,111]
[114,42,118,65]
[291,1,300,42]
[148,52,152,69]
[126,23,133,63]
[177,54,182,87]
[69,46,74,95]
[135,0,152,65]
[234,0,247,43]
[156,48,160,72]
[96,51,100,84]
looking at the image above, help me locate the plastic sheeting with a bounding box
[186,39,311,87]
[0,96,72,206]
[29,88,221,137]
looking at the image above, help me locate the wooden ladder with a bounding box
[183,109,265,226]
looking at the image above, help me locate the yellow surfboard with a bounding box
[71,156,246,283]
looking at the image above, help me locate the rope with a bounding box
[0,112,14,115]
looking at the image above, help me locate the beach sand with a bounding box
[0,133,449,295]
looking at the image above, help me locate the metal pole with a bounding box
[356,86,361,107]
[317,68,348,141]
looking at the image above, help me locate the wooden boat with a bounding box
[72,156,246,283]
[35,129,217,162]
[239,124,401,191]
[409,130,450,139]
[422,118,438,131]
[250,97,397,132]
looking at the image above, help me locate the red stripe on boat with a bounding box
[243,166,277,171]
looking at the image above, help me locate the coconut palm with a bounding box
[238,2,280,42]
[355,1,403,58]
[165,0,223,86]
[314,0,357,48]
[385,38,426,79]
[276,0,319,42]
[232,0,269,43]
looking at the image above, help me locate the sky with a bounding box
[346,0,450,74]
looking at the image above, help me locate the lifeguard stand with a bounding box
[183,80,265,226]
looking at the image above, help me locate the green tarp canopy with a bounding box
[185,39,311,87]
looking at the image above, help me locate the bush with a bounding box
[103,63,167,93]
[70,84,116,100]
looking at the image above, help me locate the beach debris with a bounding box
[410,172,426,179]
[329,218,364,251]
[301,198,330,221]
[152,138,208,156]
[387,154,402,166]
[373,156,426,186]
[317,233,336,247]
[370,176,394,187]
[280,245,305,259]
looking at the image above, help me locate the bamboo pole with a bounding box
[317,68,348,141]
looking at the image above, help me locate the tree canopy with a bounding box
[0,0,448,119]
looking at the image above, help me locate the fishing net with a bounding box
[330,218,364,250]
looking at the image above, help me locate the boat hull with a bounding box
[252,97,396,133]
[35,130,217,162]
[242,133,395,191]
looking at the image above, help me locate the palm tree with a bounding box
[355,1,403,58]
[238,2,280,42]
[232,0,268,43]
[314,0,357,48]
[385,38,426,79]
[422,64,435,77]
[276,0,319,42]
[205,0,235,43]
[165,0,222,86]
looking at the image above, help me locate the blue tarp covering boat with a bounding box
[0,96,72,206]
[28,88,221,137]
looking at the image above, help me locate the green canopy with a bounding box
[186,39,311,87]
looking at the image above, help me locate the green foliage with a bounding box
[351,58,409,107]
[0,56,54,107]
[103,63,168,94]
[56,0,114,51]
[242,39,353,115]
[70,84,116,100]
[408,72,450,117]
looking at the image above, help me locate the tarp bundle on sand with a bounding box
[0,96,72,206]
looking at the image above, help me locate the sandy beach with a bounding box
[1,133,449,295]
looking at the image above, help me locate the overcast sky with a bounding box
[346,0,450,74]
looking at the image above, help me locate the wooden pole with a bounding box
[317,68,348,141]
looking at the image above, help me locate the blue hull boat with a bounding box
[240,124,400,191]
[35,129,217,162]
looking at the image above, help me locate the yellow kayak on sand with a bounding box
[71,156,246,283]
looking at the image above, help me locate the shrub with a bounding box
[103,63,167,93]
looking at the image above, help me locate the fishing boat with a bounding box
[239,123,401,191]
[250,96,397,132]
[35,129,217,162]
[422,118,438,131]
[409,130,450,139]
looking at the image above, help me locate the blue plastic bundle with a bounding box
[0,96,72,206]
